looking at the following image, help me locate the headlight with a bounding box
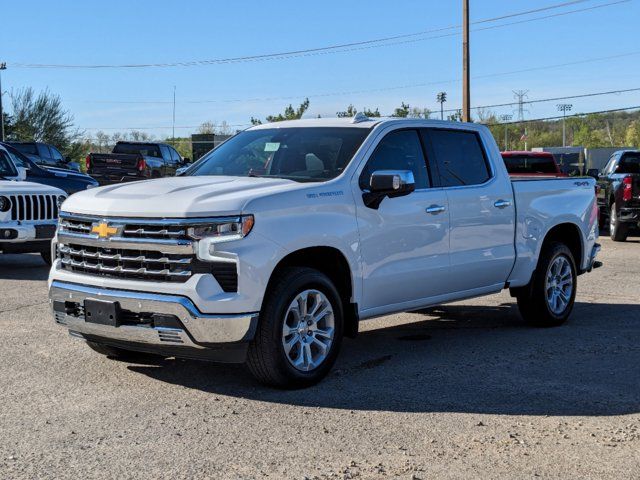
[0,196,10,213]
[188,215,254,244]
[56,195,67,209]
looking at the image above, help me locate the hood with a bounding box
[42,166,97,182]
[0,179,66,195]
[61,175,303,218]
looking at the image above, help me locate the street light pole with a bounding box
[436,92,447,120]
[500,114,513,150]
[0,62,6,142]
[557,103,573,147]
[462,0,471,122]
[172,85,176,145]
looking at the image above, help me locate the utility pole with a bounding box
[462,0,471,122]
[436,92,447,120]
[513,90,529,122]
[557,103,573,147]
[500,114,513,150]
[0,63,6,142]
[172,85,176,145]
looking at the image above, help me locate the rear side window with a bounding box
[359,129,429,190]
[423,129,491,187]
[617,153,640,174]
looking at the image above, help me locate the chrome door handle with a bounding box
[494,199,512,209]
[426,205,446,214]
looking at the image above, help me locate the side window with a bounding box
[423,129,491,187]
[603,157,616,175]
[359,130,429,190]
[159,145,171,162]
[38,144,52,159]
[170,147,181,164]
[50,146,64,162]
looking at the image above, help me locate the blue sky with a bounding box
[2,0,639,138]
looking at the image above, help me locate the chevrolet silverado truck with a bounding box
[593,150,640,241]
[86,141,188,185]
[0,145,66,265]
[49,117,601,388]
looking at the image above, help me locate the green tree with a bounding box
[391,102,410,118]
[625,120,640,147]
[337,104,381,118]
[8,87,80,153]
[251,98,311,125]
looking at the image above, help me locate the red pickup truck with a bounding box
[501,151,566,177]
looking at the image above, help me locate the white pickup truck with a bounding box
[1,145,66,264]
[49,117,601,388]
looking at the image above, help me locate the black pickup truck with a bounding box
[593,150,640,241]
[86,141,189,185]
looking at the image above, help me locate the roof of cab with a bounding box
[247,116,481,130]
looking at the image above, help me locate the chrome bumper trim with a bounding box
[50,281,258,344]
[587,243,601,272]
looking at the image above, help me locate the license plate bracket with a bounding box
[84,299,121,327]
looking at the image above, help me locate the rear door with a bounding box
[422,128,515,293]
[355,128,451,314]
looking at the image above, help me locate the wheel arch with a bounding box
[264,246,359,338]
[540,222,584,272]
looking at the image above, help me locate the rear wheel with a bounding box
[609,204,629,242]
[516,242,577,327]
[247,267,344,389]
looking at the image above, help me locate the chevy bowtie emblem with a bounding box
[92,222,118,239]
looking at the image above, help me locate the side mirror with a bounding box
[182,157,191,164]
[16,167,27,181]
[586,168,600,179]
[363,170,415,209]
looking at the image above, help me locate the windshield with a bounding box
[113,143,162,158]
[188,127,371,182]
[0,149,19,177]
[503,155,557,174]
[10,143,38,156]
[617,153,640,174]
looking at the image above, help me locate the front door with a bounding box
[355,128,451,314]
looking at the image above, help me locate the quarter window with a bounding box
[360,129,429,190]
[423,129,491,187]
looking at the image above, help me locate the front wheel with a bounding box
[247,267,344,389]
[40,250,52,266]
[516,242,577,327]
[609,204,629,242]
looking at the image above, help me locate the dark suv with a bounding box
[6,142,80,171]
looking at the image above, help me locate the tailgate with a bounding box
[87,153,143,181]
[89,153,140,174]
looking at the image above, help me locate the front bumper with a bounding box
[0,221,56,243]
[50,281,259,362]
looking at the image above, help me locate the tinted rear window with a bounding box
[113,143,162,158]
[503,155,557,174]
[617,153,640,174]
[10,143,38,155]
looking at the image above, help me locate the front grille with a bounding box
[59,244,194,282]
[57,213,239,291]
[9,194,60,221]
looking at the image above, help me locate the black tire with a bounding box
[40,250,52,266]
[86,341,161,361]
[246,267,344,389]
[609,204,629,242]
[516,242,577,328]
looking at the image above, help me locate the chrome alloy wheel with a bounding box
[610,205,617,236]
[545,256,573,315]
[281,289,335,372]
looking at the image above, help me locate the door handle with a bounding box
[494,199,512,209]
[426,205,446,215]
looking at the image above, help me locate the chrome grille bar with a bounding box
[58,245,192,264]
[60,258,192,277]
[8,194,59,221]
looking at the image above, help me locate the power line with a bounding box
[487,105,640,126]
[9,0,626,69]
[66,50,640,106]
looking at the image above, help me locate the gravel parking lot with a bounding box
[1,236,638,479]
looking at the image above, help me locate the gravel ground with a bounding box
[0,236,639,479]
